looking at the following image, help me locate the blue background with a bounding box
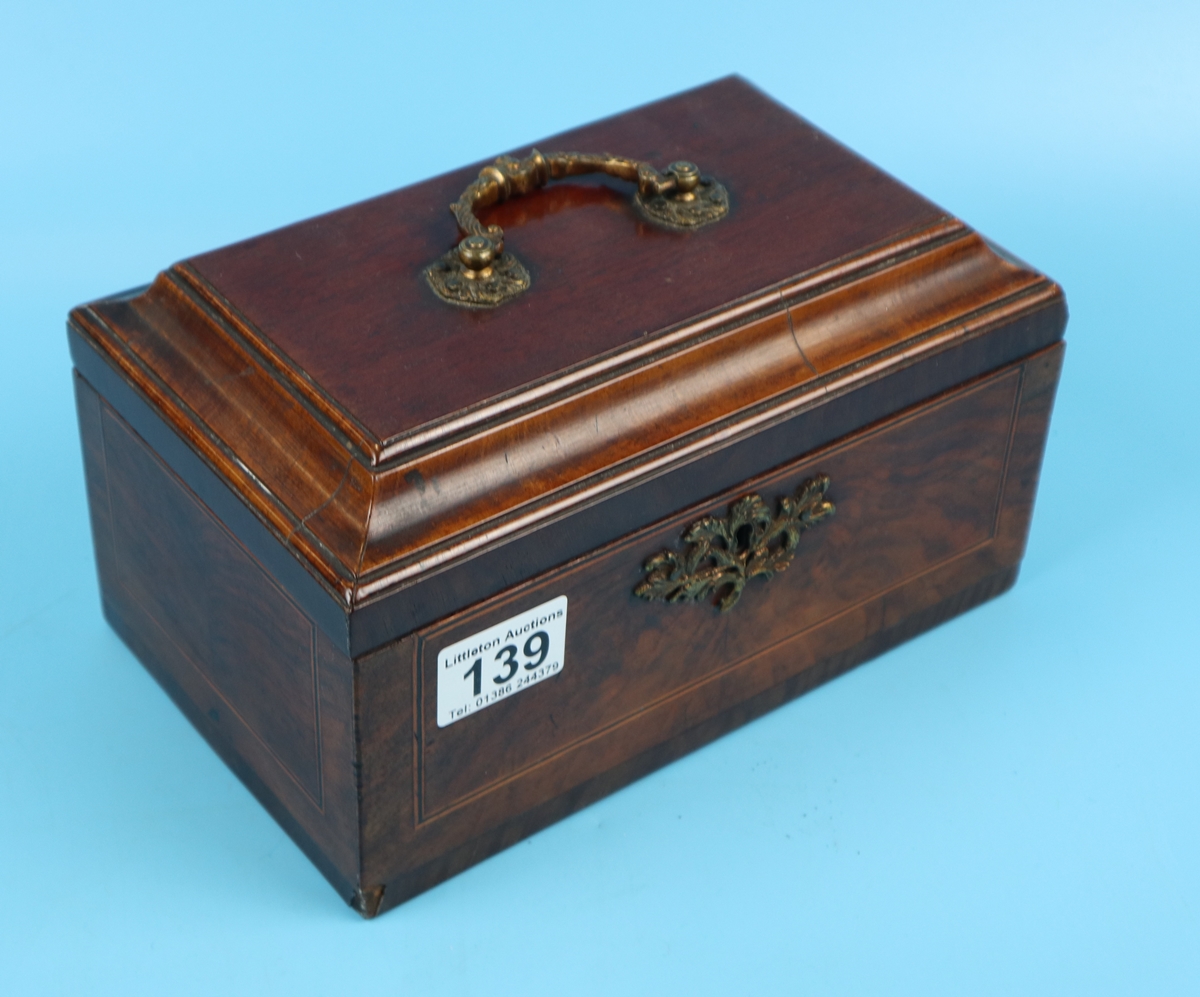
[2,2,1198,993]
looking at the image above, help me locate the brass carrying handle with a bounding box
[423,149,729,309]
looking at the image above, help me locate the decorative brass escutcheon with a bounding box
[424,149,730,309]
[634,475,835,612]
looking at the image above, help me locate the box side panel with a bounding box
[69,328,351,647]
[74,373,361,900]
[356,341,1064,913]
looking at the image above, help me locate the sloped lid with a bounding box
[70,77,1064,611]
[182,76,950,458]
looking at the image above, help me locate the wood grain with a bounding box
[69,225,1063,623]
[178,77,950,447]
[67,78,1065,619]
[67,76,1069,915]
[75,374,361,899]
[417,367,1021,821]
[354,342,1064,910]
[73,340,1064,915]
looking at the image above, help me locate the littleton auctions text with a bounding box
[505,607,564,641]
[443,606,565,668]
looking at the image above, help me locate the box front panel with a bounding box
[357,343,1066,910]
[412,366,1020,826]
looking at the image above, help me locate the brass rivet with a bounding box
[458,235,496,279]
[668,161,701,197]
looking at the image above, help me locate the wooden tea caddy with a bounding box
[69,77,1066,917]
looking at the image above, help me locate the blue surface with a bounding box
[2,2,1198,993]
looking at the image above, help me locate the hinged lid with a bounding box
[69,76,1065,631]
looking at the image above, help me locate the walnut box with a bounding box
[69,77,1066,917]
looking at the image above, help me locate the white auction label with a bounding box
[436,595,568,728]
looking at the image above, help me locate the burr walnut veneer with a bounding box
[69,77,1066,916]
